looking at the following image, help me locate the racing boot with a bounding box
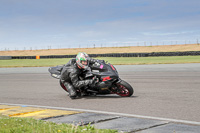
[64,82,77,99]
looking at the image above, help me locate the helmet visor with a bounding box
[80,60,88,66]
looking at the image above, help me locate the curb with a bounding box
[1,104,200,132]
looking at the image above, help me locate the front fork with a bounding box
[116,78,122,84]
[109,78,122,93]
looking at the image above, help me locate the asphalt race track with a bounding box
[0,63,200,123]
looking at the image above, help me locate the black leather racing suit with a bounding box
[60,58,96,97]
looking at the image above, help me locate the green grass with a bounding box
[0,115,117,133]
[0,56,200,67]
[98,56,200,65]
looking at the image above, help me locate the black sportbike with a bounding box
[48,60,134,97]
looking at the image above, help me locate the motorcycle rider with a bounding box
[60,52,98,99]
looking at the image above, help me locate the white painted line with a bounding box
[1,103,200,125]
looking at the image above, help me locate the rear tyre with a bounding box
[116,80,134,97]
[59,80,68,92]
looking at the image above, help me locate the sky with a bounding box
[0,0,200,50]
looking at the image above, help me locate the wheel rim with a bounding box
[116,84,130,96]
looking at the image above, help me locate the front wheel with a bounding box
[114,80,134,97]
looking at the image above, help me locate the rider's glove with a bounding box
[92,76,99,84]
[88,76,99,87]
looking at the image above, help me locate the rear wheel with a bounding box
[59,80,68,92]
[115,80,134,97]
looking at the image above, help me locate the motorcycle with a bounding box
[48,59,134,97]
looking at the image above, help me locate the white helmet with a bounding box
[76,52,89,69]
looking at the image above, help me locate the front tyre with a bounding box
[115,80,134,97]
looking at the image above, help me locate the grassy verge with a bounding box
[0,56,200,68]
[0,115,117,133]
